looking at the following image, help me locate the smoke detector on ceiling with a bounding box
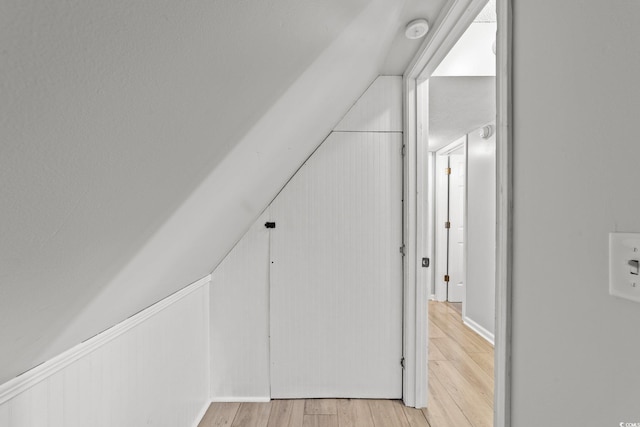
[405,19,429,39]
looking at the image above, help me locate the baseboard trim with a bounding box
[192,400,213,427]
[211,397,271,403]
[0,274,212,405]
[462,315,495,346]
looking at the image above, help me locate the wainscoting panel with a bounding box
[209,211,271,401]
[0,276,211,427]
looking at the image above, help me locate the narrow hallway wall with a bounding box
[465,123,496,342]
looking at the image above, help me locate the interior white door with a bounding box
[434,154,450,302]
[269,131,403,398]
[447,152,465,303]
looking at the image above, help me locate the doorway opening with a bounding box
[425,13,497,421]
[401,0,511,426]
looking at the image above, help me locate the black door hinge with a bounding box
[400,357,405,369]
[265,222,276,229]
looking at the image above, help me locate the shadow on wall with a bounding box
[0,0,404,384]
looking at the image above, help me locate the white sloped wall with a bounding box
[0,0,413,385]
[209,76,402,399]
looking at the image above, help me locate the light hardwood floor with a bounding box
[425,301,494,427]
[198,301,493,427]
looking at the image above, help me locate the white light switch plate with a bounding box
[609,233,640,303]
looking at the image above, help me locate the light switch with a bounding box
[609,233,640,303]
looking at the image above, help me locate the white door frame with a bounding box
[401,2,512,427]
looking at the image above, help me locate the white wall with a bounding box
[0,0,414,384]
[512,1,640,425]
[0,277,210,427]
[210,212,271,401]
[465,124,495,342]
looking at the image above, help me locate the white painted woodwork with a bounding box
[448,151,466,303]
[434,137,466,303]
[434,154,450,302]
[335,76,403,132]
[494,1,512,424]
[465,123,496,341]
[427,152,436,298]
[206,75,404,401]
[210,211,271,401]
[0,277,210,427]
[269,130,403,398]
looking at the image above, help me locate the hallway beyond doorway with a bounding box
[426,301,494,427]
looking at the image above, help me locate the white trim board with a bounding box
[494,1,513,426]
[192,401,213,427]
[0,274,212,405]
[463,316,495,346]
[211,397,271,403]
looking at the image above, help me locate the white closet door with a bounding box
[269,131,403,399]
[448,153,466,303]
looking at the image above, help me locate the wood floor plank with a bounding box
[290,400,306,426]
[305,399,337,415]
[430,362,492,427]
[430,336,466,361]
[468,350,494,377]
[402,405,431,427]
[368,400,410,427]
[423,374,473,427]
[231,402,271,427]
[449,356,493,404]
[267,400,294,427]
[451,315,494,353]
[336,399,374,427]
[429,340,447,361]
[446,302,462,315]
[438,310,493,353]
[430,338,493,403]
[428,301,449,315]
[303,415,338,427]
[430,315,487,354]
[429,322,447,339]
[198,402,241,427]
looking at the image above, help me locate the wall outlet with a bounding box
[609,233,640,303]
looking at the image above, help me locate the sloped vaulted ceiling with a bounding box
[0,0,446,383]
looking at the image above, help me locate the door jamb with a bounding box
[401,2,512,427]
